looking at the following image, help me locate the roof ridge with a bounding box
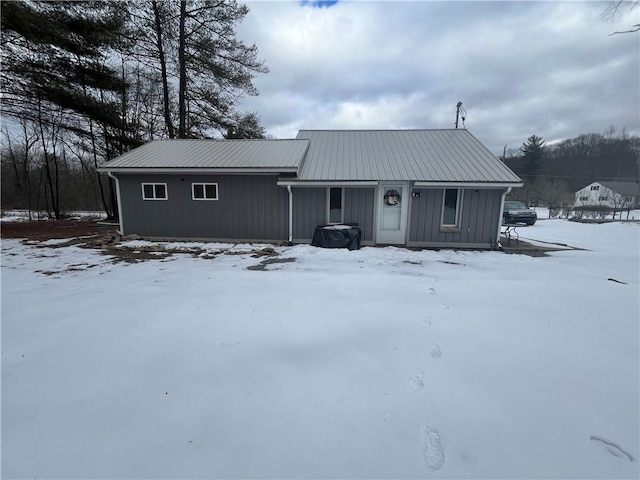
[297,128,465,132]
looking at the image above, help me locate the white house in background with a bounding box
[574,181,640,210]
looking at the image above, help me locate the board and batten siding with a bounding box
[117,173,288,241]
[292,187,325,241]
[344,187,374,242]
[408,188,505,247]
[291,187,375,242]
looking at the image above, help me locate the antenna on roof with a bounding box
[455,101,466,129]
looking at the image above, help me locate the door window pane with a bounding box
[382,187,402,230]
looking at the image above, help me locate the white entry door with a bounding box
[376,182,409,244]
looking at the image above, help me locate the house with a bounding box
[98,129,523,248]
[574,181,640,211]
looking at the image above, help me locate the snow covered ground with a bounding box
[2,220,639,479]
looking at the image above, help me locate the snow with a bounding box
[1,210,105,222]
[2,220,639,479]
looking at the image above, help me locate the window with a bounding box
[624,196,633,203]
[328,187,343,223]
[598,195,608,201]
[591,185,600,191]
[579,196,589,201]
[441,188,462,227]
[142,183,167,200]
[192,183,218,200]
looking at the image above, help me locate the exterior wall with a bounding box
[344,188,375,242]
[117,173,288,241]
[291,187,375,242]
[574,182,638,209]
[408,188,505,247]
[292,187,325,241]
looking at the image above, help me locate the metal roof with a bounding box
[598,181,640,196]
[101,139,309,170]
[296,129,522,183]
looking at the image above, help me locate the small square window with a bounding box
[142,183,168,200]
[192,183,218,200]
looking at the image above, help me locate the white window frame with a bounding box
[326,187,344,224]
[440,188,463,228]
[141,183,168,200]
[192,182,219,201]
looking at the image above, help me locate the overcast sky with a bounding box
[235,0,639,155]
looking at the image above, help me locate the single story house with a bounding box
[98,129,522,248]
[574,181,640,210]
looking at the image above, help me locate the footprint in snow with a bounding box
[428,288,436,295]
[430,344,442,359]
[423,426,445,471]
[409,373,424,391]
[440,304,450,310]
[590,435,634,462]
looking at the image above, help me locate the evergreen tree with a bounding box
[224,112,267,139]
[520,134,546,178]
[1,1,128,132]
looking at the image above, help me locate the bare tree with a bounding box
[603,1,640,35]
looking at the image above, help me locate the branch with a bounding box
[608,24,640,35]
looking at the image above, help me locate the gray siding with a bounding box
[409,188,504,246]
[291,187,375,242]
[292,187,325,241]
[118,173,288,240]
[344,188,375,241]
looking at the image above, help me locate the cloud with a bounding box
[238,1,639,153]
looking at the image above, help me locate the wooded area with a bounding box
[1,0,268,219]
[503,130,640,211]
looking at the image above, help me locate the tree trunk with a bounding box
[36,95,60,219]
[178,0,187,138]
[152,0,175,139]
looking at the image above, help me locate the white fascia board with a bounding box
[97,167,298,174]
[277,180,379,187]
[413,181,523,188]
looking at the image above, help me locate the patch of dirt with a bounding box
[1,219,117,240]
[246,257,296,271]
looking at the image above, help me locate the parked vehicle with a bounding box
[503,201,537,225]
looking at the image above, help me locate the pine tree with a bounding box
[520,134,546,178]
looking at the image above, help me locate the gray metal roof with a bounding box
[296,129,522,183]
[598,181,640,196]
[101,139,309,170]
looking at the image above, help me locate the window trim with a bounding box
[141,183,168,200]
[440,188,463,229]
[327,187,344,224]
[191,182,219,201]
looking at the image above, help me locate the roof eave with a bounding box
[414,181,523,188]
[98,167,299,174]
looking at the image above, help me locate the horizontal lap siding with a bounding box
[409,188,504,245]
[118,174,288,240]
[292,187,325,240]
[344,188,374,241]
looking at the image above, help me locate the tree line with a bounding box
[1,0,268,219]
[503,129,640,212]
